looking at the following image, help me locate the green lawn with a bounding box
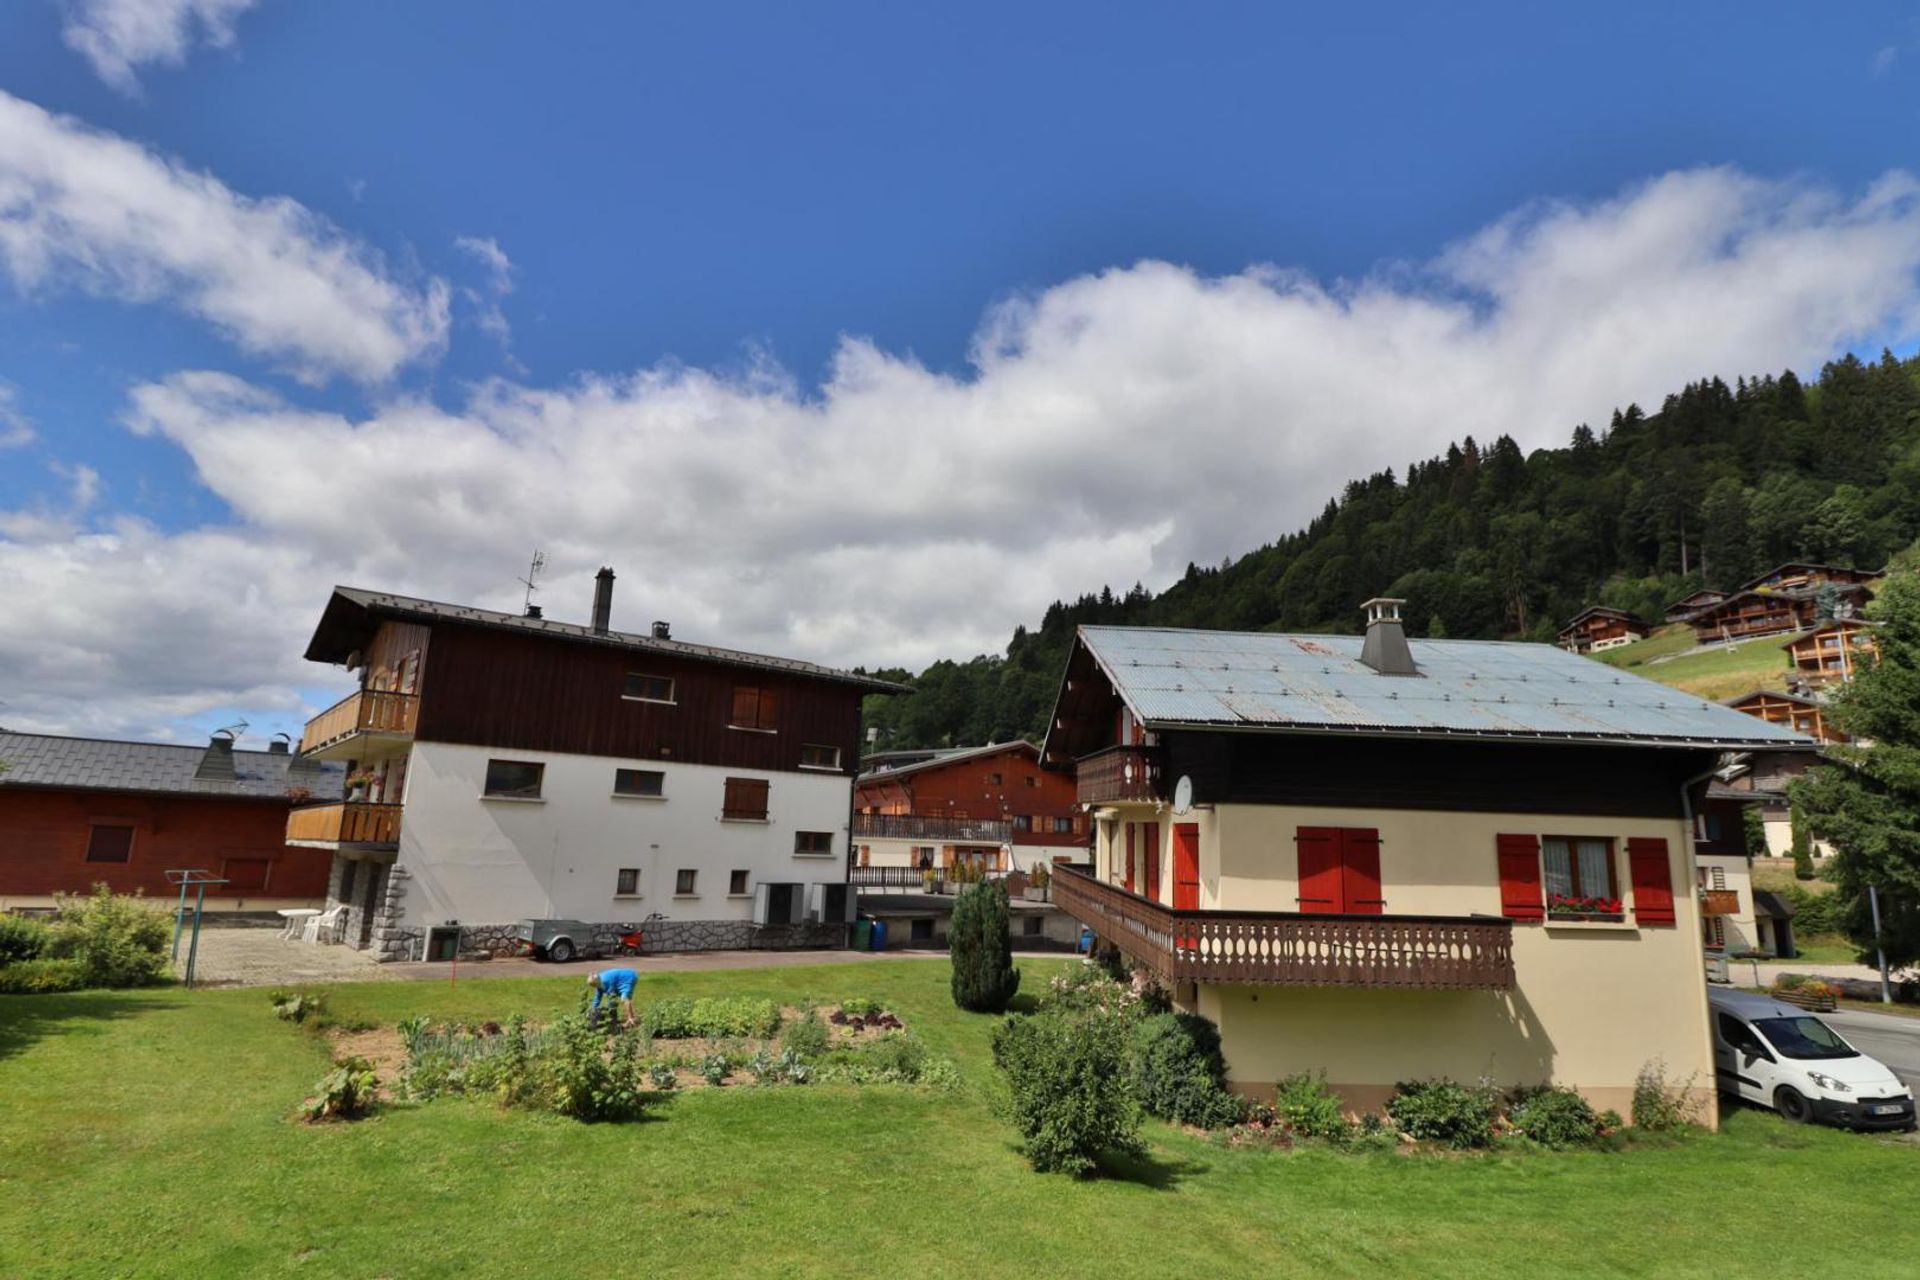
[1592,623,1797,701]
[4,960,1919,1279]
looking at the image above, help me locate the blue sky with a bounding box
[2,1,1920,741]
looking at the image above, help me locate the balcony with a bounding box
[286,801,403,849]
[852,813,1012,843]
[299,689,419,757]
[1050,863,1514,990]
[1699,889,1740,918]
[1076,745,1164,806]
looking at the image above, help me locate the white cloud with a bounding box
[0,90,449,384]
[0,383,32,447]
[6,167,1920,738]
[63,0,262,94]
[454,234,515,349]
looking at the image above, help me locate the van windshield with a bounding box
[1754,1016,1859,1061]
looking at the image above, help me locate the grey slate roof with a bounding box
[857,741,1036,784]
[1078,625,1817,749]
[311,587,908,694]
[0,731,345,800]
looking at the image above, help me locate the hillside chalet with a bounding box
[287,573,903,960]
[1557,606,1651,654]
[1683,563,1880,643]
[1783,619,1878,687]
[1038,598,1813,1122]
[1724,689,1843,745]
[1663,590,1727,624]
[852,741,1088,875]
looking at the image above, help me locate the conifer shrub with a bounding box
[949,880,1021,1012]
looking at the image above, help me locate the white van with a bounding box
[1709,988,1914,1131]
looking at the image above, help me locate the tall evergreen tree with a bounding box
[949,881,1021,1012]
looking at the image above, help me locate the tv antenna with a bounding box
[215,719,248,741]
[518,549,547,613]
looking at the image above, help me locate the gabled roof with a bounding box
[1057,625,1815,750]
[1781,618,1876,648]
[1558,605,1647,633]
[1735,562,1883,593]
[304,587,908,695]
[0,731,344,801]
[857,740,1037,785]
[1724,688,1824,710]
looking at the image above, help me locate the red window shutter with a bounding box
[1144,827,1161,903]
[756,688,778,730]
[1339,828,1384,915]
[731,686,756,725]
[1142,823,1159,900]
[1295,826,1342,913]
[1496,833,1544,922]
[1124,822,1135,893]
[1628,837,1676,926]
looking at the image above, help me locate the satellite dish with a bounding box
[1172,775,1194,815]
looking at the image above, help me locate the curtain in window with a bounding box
[1576,839,1611,897]
[1542,838,1573,897]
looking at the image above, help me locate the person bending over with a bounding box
[587,967,639,1025]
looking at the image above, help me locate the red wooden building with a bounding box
[852,741,1088,872]
[1557,606,1651,654]
[0,730,342,911]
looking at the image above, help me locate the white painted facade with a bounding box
[392,739,851,929]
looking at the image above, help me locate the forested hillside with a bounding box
[860,350,1920,751]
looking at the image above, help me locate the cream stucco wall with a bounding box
[1093,799,1717,1124]
[395,740,851,928]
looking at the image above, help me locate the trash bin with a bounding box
[852,919,872,951]
[869,919,889,951]
[1077,926,1094,955]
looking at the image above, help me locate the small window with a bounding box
[676,869,698,896]
[1024,775,1039,788]
[729,869,749,895]
[1022,914,1044,936]
[910,918,934,942]
[613,768,664,797]
[799,743,841,770]
[1013,815,1033,832]
[722,777,770,821]
[616,868,640,896]
[483,759,545,799]
[729,684,779,732]
[223,858,270,892]
[623,672,676,703]
[1051,816,1074,834]
[988,772,1003,785]
[794,831,834,857]
[1541,836,1618,912]
[85,825,133,863]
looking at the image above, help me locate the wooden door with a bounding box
[1172,824,1200,911]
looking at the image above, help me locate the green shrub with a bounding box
[646,1061,678,1091]
[1630,1059,1698,1132]
[1790,805,1815,880]
[993,1010,1143,1176]
[700,1053,730,1086]
[44,885,169,988]
[0,913,51,964]
[780,1010,829,1059]
[1506,1086,1601,1148]
[537,1016,648,1121]
[1128,1011,1240,1129]
[269,990,327,1024]
[640,996,780,1039]
[1342,1110,1398,1152]
[839,997,883,1019]
[0,957,87,994]
[949,880,1021,1012]
[301,1057,378,1122]
[1271,1072,1352,1142]
[1040,964,1132,1015]
[1385,1079,1500,1149]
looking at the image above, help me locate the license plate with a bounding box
[1871,1104,1906,1115]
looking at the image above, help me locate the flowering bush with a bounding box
[1546,893,1623,916]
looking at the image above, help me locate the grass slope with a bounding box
[1591,623,1799,701]
[4,960,1919,1279]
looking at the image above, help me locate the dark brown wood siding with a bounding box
[1162,731,1712,819]
[413,622,864,774]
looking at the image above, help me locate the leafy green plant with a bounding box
[646,1061,678,1091]
[1385,1079,1500,1149]
[301,1057,378,1122]
[1630,1059,1698,1132]
[0,913,51,964]
[992,1009,1143,1176]
[43,885,169,988]
[1271,1072,1352,1142]
[700,1053,730,1086]
[1506,1086,1601,1148]
[839,997,883,1019]
[949,880,1020,1013]
[1128,1011,1240,1128]
[397,1015,430,1051]
[777,1050,813,1085]
[779,1010,829,1059]
[640,996,781,1039]
[269,989,327,1024]
[538,1015,649,1121]
[0,957,87,994]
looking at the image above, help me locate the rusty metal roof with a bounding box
[1078,626,1815,749]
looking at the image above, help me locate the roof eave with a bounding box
[1137,717,1817,752]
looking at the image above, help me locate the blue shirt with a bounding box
[590,968,637,1009]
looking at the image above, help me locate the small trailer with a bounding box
[511,918,602,963]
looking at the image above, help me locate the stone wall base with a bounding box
[369,917,848,962]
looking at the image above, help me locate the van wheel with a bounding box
[1774,1086,1813,1124]
[547,938,576,964]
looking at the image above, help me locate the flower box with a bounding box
[1546,893,1624,923]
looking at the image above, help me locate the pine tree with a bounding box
[1790,805,1815,881]
[949,880,1020,1012]
[1794,573,1920,966]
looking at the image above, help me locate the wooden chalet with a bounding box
[1724,689,1843,745]
[1783,619,1878,687]
[1740,562,1882,593]
[1557,606,1650,654]
[1662,589,1726,624]
[852,740,1087,875]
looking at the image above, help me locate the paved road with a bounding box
[1823,1007,1920,1091]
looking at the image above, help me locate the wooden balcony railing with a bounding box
[285,802,403,847]
[852,813,1013,843]
[1051,863,1514,990]
[1076,745,1164,806]
[1699,889,1740,918]
[300,689,419,753]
